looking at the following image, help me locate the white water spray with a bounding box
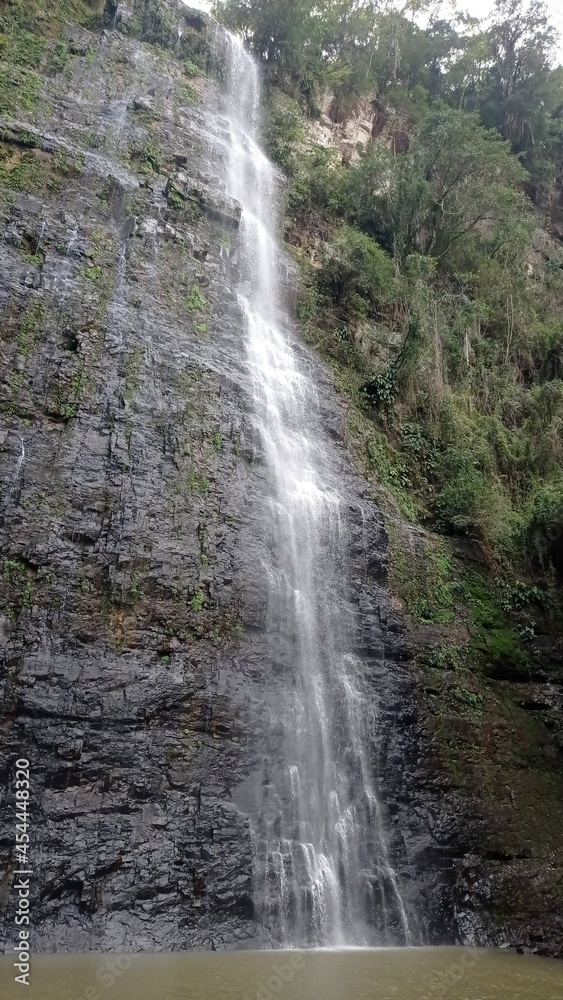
[220,33,411,948]
[12,438,25,485]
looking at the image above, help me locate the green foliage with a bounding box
[46,41,70,75]
[176,82,199,106]
[459,571,504,629]
[522,477,563,567]
[9,30,46,67]
[363,366,398,410]
[188,471,209,494]
[130,139,161,175]
[15,301,45,358]
[479,627,530,670]
[391,540,456,625]
[2,558,33,619]
[362,427,418,520]
[408,104,529,263]
[316,226,396,319]
[0,66,41,114]
[125,576,144,605]
[178,24,216,76]
[186,286,206,312]
[282,94,551,561]
[288,146,346,218]
[183,59,200,78]
[433,447,497,539]
[331,104,530,269]
[499,578,546,613]
[362,316,423,410]
[3,558,25,586]
[83,265,102,281]
[192,589,204,613]
[0,127,39,148]
[479,0,558,152]
[281,63,563,570]
[53,148,85,175]
[127,1,214,75]
[0,149,43,191]
[424,644,470,672]
[168,189,183,210]
[263,92,304,173]
[134,0,177,47]
[124,345,143,401]
[215,0,328,109]
[452,686,484,717]
[0,0,106,119]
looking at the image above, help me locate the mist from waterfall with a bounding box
[218,32,412,949]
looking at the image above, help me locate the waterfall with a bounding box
[219,33,412,948]
[13,438,25,484]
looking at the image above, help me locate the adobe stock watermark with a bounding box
[13,758,32,987]
[66,955,133,1000]
[426,946,481,995]
[244,952,306,1000]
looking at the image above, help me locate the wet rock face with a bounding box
[0,4,273,951]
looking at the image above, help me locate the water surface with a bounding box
[0,947,561,999]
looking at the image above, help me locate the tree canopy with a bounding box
[215,0,563,575]
[215,0,563,199]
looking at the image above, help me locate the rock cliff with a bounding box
[0,0,561,957]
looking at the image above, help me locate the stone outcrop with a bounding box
[308,93,411,165]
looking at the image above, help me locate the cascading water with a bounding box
[219,33,412,948]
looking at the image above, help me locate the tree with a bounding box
[402,104,530,262]
[483,0,558,150]
[215,0,327,99]
[342,104,530,267]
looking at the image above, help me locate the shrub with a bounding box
[433,447,495,538]
[187,286,206,312]
[264,93,303,174]
[316,225,396,318]
[288,146,346,218]
[522,477,563,572]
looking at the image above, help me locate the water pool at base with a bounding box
[0,948,561,1000]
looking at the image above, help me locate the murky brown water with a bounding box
[0,947,561,999]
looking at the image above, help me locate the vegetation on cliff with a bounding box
[216,0,563,593]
